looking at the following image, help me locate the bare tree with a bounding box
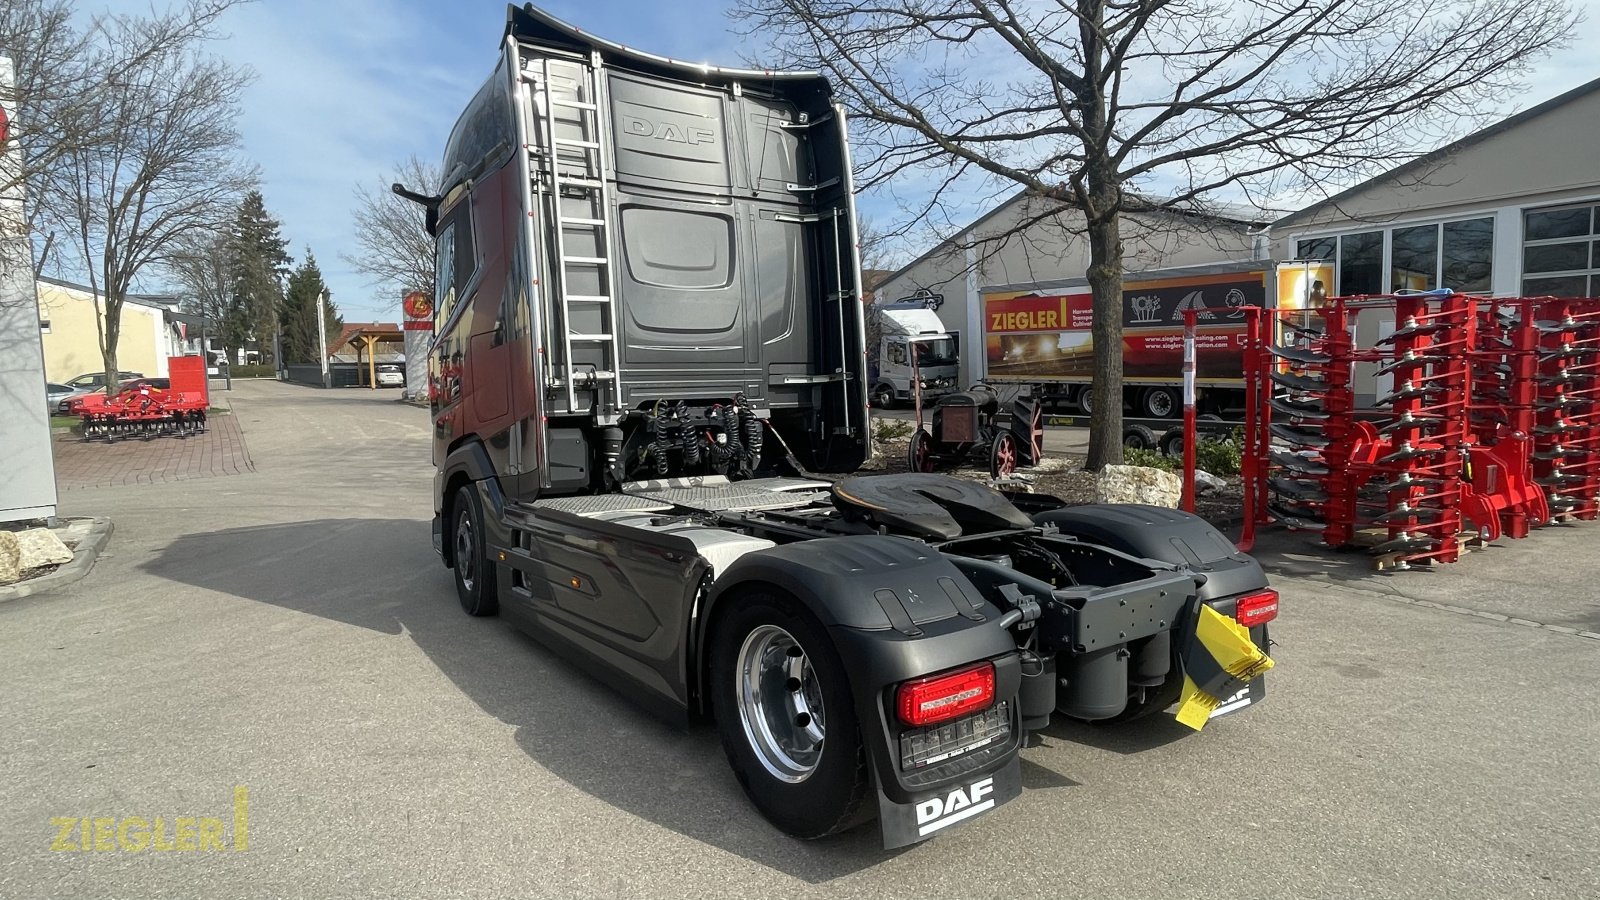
[735,0,1576,468]
[45,4,254,393]
[0,0,241,281]
[345,155,441,306]
[167,228,233,363]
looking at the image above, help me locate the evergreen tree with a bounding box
[227,191,291,364]
[280,252,341,364]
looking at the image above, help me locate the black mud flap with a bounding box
[876,755,1022,849]
[1207,675,1266,721]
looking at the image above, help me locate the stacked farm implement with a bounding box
[1240,293,1600,570]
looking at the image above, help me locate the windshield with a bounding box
[914,338,957,366]
[69,374,102,388]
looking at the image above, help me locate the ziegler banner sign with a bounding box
[981,269,1268,383]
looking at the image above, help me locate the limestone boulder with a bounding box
[0,531,20,585]
[1092,465,1182,508]
[16,528,74,570]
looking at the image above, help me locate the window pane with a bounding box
[434,222,457,326]
[1441,218,1493,293]
[1523,241,1590,274]
[1522,275,1590,298]
[1338,231,1383,295]
[1391,224,1438,291]
[1524,206,1594,240]
[1297,237,1335,260]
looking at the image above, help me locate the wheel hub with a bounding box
[455,512,476,592]
[735,624,825,783]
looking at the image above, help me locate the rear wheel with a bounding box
[710,591,872,838]
[1122,424,1158,451]
[1142,387,1179,419]
[908,429,936,472]
[451,484,499,617]
[1074,385,1094,415]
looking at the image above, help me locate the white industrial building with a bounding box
[872,190,1274,387]
[1272,76,1600,302]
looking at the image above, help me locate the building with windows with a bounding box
[1272,76,1600,302]
[35,277,184,383]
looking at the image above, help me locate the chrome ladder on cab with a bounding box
[515,45,623,420]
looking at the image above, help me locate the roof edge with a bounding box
[1273,74,1600,230]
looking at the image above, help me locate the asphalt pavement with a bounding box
[2,381,1596,899]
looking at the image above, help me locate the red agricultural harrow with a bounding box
[1238,293,1600,569]
[75,356,211,444]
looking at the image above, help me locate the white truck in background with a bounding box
[869,302,961,408]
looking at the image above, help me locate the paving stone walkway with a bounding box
[51,411,253,490]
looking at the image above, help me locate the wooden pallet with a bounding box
[1368,530,1487,571]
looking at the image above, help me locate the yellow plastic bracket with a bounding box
[1174,605,1276,731]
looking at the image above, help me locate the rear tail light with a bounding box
[897,662,995,727]
[1235,589,1279,627]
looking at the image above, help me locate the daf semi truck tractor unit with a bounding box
[410,4,1276,849]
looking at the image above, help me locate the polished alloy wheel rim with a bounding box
[736,624,825,783]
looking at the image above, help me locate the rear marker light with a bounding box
[897,663,995,727]
[1235,589,1279,627]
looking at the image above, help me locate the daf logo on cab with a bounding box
[620,114,715,146]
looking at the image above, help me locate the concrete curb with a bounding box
[0,517,113,603]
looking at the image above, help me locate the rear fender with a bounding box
[700,536,1023,823]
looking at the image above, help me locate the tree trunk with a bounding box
[1084,204,1124,471]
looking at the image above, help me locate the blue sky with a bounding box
[88,0,1600,320]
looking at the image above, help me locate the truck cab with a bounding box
[871,303,959,408]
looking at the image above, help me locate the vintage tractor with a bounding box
[907,385,1044,478]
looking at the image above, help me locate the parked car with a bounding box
[375,363,405,388]
[46,382,76,413]
[56,370,145,414]
[64,377,171,415]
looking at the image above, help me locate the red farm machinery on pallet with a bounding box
[1233,292,1600,569]
[75,356,210,442]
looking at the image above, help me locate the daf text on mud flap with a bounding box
[916,777,996,837]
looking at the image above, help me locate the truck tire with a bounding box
[1122,424,1158,451]
[1159,427,1185,459]
[451,484,499,617]
[1141,387,1180,419]
[872,383,896,410]
[709,590,872,839]
[1074,385,1093,415]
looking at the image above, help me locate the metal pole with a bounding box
[1181,308,1197,513]
[316,290,330,388]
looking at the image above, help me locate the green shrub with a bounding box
[1195,437,1242,476]
[1124,447,1178,471]
[872,417,915,443]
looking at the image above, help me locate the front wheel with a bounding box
[710,591,872,839]
[872,384,896,410]
[990,431,1019,478]
[451,484,499,617]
